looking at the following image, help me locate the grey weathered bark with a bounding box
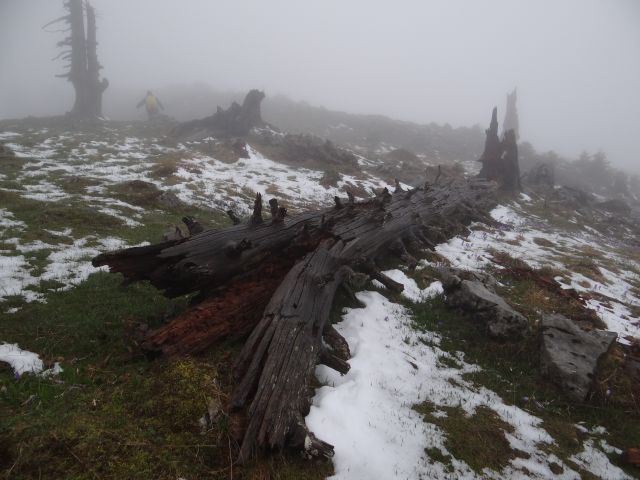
[93,178,498,461]
[47,0,108,119]
[85,2,109,118]
[501,129,521,192]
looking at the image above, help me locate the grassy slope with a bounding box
[1,118,639,479]
[0,119,332,479]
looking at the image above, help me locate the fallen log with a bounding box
[92,177,498,461]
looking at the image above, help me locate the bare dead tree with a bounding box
[478,107,521,192]
[45,0,108,119]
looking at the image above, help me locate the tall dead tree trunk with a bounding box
[502,129,521,192]
[478,107,502,181]
[47,0,108,119]
[93,178,498,461]
[66,0,88,116]
[478,107,521,192]
[503,88,519,141]
[85,2,109,118]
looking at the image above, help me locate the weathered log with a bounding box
[92,178,498,460]
[231,240,349,461]
[226,209,242,225]
[323,325,351,360]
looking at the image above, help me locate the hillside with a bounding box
[104,86,484,166]
[0,116,639,479]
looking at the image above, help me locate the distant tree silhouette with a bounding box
[573,150,612,192]
[45,0,108,119]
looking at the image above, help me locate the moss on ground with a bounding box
[0,272,332,479]
[415,402,516,473]
[0,189,123,242]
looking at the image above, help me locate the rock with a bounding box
[441,268,530,340]
[157,191,185,209]
[439,267,500,292]
[249,128,359,170]
[540,313,617,402]
[596,198,631,214]
[163,225,185,242]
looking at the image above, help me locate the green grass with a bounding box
[0,272,332,479]
[0,117,328,478]
[57,176,102,195]
[414,402,517,473]
[0,189,122,243]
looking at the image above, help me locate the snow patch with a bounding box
[383,269,443,302]
[0,343,43,375]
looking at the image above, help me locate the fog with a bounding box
[1,0,639,170]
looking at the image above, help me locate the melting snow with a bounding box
[308,270,630,479]
[0,236,147,303]
[0,343,43,375]
[0,208,26,229]
[172,145,389,213]
[436,204,640,342]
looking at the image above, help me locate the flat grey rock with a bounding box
[439,267,500,292]
[441,268,530,340]
[540,313,617,402]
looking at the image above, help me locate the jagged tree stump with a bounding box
[478,107,521,191]
[93,178,497,461]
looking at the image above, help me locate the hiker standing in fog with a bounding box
[136,90,164,120]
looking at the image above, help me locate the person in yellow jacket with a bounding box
[136,90,164,119]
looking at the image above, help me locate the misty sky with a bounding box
[1,0,639,171]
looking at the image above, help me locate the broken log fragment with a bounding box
[92,178,498,460]
[268,198,279,217]
[347,190,355,205]
[226,209,241,225]
[250,192,263,225]
[182,216,204,235]
[319,348,351,375]
[323,325,351,360]
[231,240,350,461]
